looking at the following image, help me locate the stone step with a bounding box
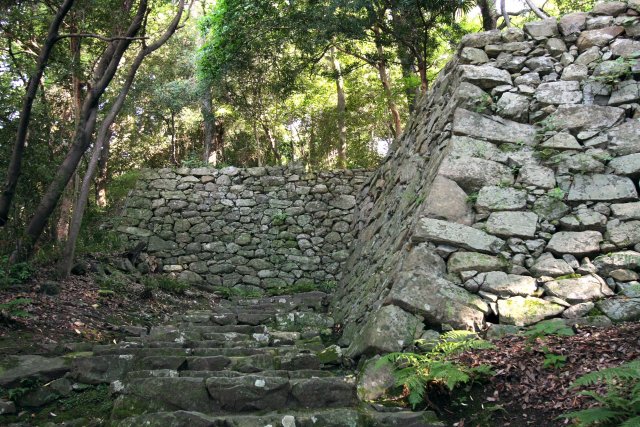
[125,368,334,380]
[111,376,357,418]
[113,407,439,426]
[114,408,361,427]
[92,344,310,357]
[71,352,323,384]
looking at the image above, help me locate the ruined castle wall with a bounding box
[333,3,640,357]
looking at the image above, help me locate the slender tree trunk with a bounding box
[14,0,147,261]
[373,28,402,139]
[201,88,218,165]
[329,47,347,168]
[95,136,110,207]
[170,111,177,165]
[261,122,281,165]
[57,0,185,277]
[56,17,83,242]
[0,0,74,227]
[477,0,499,30]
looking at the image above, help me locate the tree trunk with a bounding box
[95,136,110,207]
[201,88,218,165]
[0,0,74,227]
[14,0,147,261]
[261,122,281,165]
[477,0,499,30]
[374,28,402,139]
[57,0,185,277]
[329,47,347,168]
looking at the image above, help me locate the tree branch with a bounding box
[523,0,549,19]
[56,33,149,42]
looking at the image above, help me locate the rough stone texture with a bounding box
[543,274,614,303]
[486,211,538,238]
[331,11,640,351]
[345,305,422,357]
[546,231,603,256]
[597,298,640,322]
[413,218,505,254]
[568,174,638,202]
[121,166,369,292]
[498,297,565,326]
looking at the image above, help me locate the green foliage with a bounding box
[524,319,575,343]
[271,212,288,225]
[547,187,566,201]
[556,273,582,280]
[542,347,567,369]
[377,331,494,409]
[141,275,189,295]
[0,256,34,288]
[0,298,32,321]
[560,360,640,427]
[180,152,209,168]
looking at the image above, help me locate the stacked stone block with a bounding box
[120,165,370,294]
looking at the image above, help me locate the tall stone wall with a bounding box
[119,165,370,293]
[333,3,640,358]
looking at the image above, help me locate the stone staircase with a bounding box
[62,291,438,426]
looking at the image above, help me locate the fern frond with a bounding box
[560,407,622,425]
[620,415,640,427]
[573,362,640,388]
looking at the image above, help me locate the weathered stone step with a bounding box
[114,407,439,426]
[92,344,309,357]
[111,376,357,418]
[71,352,323,384]
[114,408,361,427]
[126,368,333,380]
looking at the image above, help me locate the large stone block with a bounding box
[453,108,537,145]
[413,218,505,254]
[568,174,638,202]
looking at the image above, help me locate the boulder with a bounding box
[609,154,640,176]
[524,18,560,39]
[610,202,640,220]
[593,251,640,274]
[559,12,588,38]
[498,296,565,326]
[517,165,556,189]
[447,252,509,273]
[568,174,638,202]
[597,298,640,322]
[546,231,603,256]
[608,120,640,156]
[422,176,474,225]
[345,305,422,358]
[413,218,505,254]
[543,274,614,304]
[606,221,640,248]
[438,157,514,192]
[576,27,625,51]
[459,65,512,89]
[479,272,538,297]
[486,211,538,238]
[548,105,624,133]
[0,355,70,388]
[452,108,537,146]
[535,81,583,105]
[475,186,527,212]
[385,272,488,330]
[531,255,575,277]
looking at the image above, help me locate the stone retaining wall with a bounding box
[119,165,371,293]
[333,3,640,358]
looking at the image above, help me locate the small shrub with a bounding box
[271,212,288,226]
[524,319,575,343]
[560,360,640,426]
[0,298,32,321]
[141,275,189,294]
[0,256,34,288]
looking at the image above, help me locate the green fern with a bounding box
[560,360,640,426]
[377,330,494,409]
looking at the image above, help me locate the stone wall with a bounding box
[119,165,370,293]
[333,3,640,358]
